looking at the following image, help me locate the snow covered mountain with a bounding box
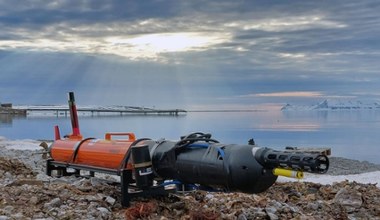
[281,99,380,111]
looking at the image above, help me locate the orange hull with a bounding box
[50,133,136,170]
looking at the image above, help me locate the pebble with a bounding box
[267,212,279,220]
[105,196,116,205]
[4,172,13,179]
[237,213,247,220]
[205,193,214,199]
[265,206,277,214]
[97,207,111,218]
[3,206,14,214]
[11,213,23,219]
[49,198,62,207]
[306,202,319,210]
[30,196,39,205]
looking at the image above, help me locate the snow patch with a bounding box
[278,171,380,186]
[0,138,43,151]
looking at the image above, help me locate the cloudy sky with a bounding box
[0,0,379,110]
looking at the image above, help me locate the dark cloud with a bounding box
[0,0,380,108]
[0,0,184,26]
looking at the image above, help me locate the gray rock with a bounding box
[2,206,14,215]
[72,177,90,186]
[57,210,67,218]
[288,205,299,213]
[44,198,62,209]
[4,172,13,179]
[88,202,99,209]
[85,195,101,202]
[32,212,45,219]
[306,202,319,210]
[0,216,9,220]
[97,207,111,218]
[205,193,214,200]
[269,201,283,209]
[237,213,247,220]
[265,206,277,214]
[30,196,39,205]
[49,198,62,207]
[34,218,54,220]
[268,212,279,220]
[298,215,316,220]
[105,196,116,205]
[333,188,363,213]
[245,208,267,219]
[90,177,103,186]
[36,173,51,182]
[10,212,24,219]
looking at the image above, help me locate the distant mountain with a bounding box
[281,99,380,111]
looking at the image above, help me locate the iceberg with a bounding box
[282,99,380,111]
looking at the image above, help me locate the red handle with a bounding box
[105,132,136,141]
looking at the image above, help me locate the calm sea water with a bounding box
[1,110,380,164]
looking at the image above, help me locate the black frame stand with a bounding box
[46,159,170,207]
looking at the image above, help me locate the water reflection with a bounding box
[282,110,380,129]
[0,110,379,164]
[0,114,26,127]
[256,123,321,131]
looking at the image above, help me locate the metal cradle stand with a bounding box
[46,157,170,207]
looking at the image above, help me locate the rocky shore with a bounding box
[0,139,379,219]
